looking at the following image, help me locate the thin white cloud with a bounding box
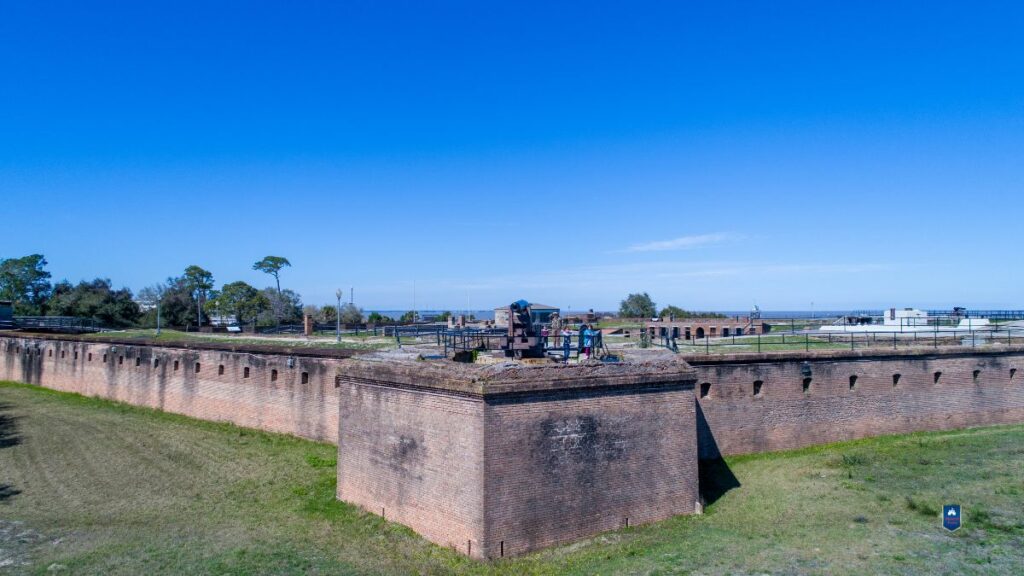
[620,232,740,253]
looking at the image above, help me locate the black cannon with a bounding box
[498,300,545,359]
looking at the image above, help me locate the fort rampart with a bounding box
[685,349,1024,458]
[0,333,353,442]
[3,333,1024,557]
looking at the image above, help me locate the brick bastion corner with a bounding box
[335,354,700,559]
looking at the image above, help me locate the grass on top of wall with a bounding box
[76,328,394,350]
[1,380,1022,575]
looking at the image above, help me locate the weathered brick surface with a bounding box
[0,335,342,442]
[482,385,698,557]
[333,357,699,559]
[336,379,485,557]
[689,350,1024,457]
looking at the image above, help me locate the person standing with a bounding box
[577,324,586,358]
[582,324,594,359]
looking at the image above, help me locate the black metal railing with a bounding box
[440,329,609,361]
[13,316,102,333]
[381,325,447,340]
[441,328,506,356]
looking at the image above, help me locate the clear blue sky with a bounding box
[2,2,1022,311]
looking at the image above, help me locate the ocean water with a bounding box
[366,310,497,321]
[718,310,867,320]
[364,309,1019,321]
[365,309,850,321]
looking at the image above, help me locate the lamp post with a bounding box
[156,287,164,336]
[195,288,203,331]
[336,288,343,343]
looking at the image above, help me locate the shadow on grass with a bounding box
[699,458,740,506]
[0,483,21,502]
[0,402,21,449]
[0,401,23,503]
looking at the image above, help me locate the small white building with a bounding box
[883,308,929,328]
[208,314,239,327]
[821,307,994,333]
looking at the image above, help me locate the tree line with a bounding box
[618,292,726,319]
[0,253,369,329]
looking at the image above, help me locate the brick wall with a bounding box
[0,335,345,442]
[335,360,698,559]
[336,378,485,557]
[644,318,766,339]
[482,384,698,557]
[688,349,1024,457]
[6,333,1024,558]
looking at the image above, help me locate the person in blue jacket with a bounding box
[581,324,594,359]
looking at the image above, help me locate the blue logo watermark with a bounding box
[942,504,961,532]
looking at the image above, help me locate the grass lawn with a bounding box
[79,329,396,350]
[595,320,644,330]
[635,334,991,355]
[1,382,1022,575]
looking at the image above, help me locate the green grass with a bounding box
[1,381,1022,575]
[636,334,985,355]
[595,320,644,330]
[672,336,853,354]
[79,329,396,350]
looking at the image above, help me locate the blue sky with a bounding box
[2,1,1022,311]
